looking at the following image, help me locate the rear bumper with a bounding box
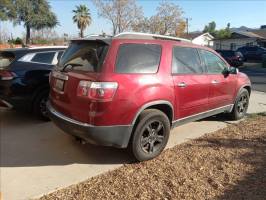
[47,101,133,148]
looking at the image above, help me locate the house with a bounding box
[213,26,266,50]
[183,32,214,47]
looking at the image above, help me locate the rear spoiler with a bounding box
[71,37,111,45]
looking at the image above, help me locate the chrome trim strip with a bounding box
[172,104,234,128]
[173,104,234,123]
[47,101,131,128]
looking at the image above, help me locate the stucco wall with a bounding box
[192,35,214,47]
[213,38,257,50]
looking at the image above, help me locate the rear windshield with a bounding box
[0,51,15,69]
[115,44,161,73]
[57,41,109,72]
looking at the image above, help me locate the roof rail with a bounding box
[114,32,191,43]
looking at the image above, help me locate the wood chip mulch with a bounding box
[39,114,266,200]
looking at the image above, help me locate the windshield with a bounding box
[57,41,109,72]
[0,51,15,69]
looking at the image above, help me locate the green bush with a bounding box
[8,37,23,45]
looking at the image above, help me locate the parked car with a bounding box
[48,33,251,161]
[237,46,266,61]
[0,46,67,120]
[216,50,243,67]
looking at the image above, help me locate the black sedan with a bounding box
[216,50,244,67]
[0,46,67,120]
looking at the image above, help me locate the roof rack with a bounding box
[114,32,191,43]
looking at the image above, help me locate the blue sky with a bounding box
[2,0,266,38]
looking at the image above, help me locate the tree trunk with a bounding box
[26,25,31,45]
[80,27,84,38]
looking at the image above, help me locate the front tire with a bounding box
[130,109,170,162]
[228,88,249,120]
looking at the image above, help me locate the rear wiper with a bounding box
[61,63,83,72]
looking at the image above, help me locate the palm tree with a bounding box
[72,5,92,38]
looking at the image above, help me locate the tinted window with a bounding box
[31,52,55,64]
[115,44,161,73]
[58,41,108,72]
[172,47,203,74]
[0,51,15,69]
[220,51,235,57]
[200,50,227,74]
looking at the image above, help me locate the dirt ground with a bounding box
[39,114,266,200]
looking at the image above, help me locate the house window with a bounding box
[246,42,254,46]
[215,43,221,50]
[230,43,236,50]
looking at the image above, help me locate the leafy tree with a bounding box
[10,0,58,45]
[203,21,231,39]
[175,20,186,37]
[72,5,92,38]
[0,0,14,21]
[203,21,216,35]
[93,0,143,35]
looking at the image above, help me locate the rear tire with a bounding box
[129,109,170,162]
[33,90,50,121]
[228,88,249,120]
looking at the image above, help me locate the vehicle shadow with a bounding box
[0,109,132,168]
[193,134,266,199]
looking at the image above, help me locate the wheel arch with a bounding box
[131,100,174,126]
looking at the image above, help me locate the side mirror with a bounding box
[223,66,238,76]
[229,66,239,74]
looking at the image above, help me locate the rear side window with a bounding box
[115,44,161,73]
[199,50,227,74]
[31,52,55,64]
[0,52,15,69]
[58,41,108,72]
[172,46,203,74]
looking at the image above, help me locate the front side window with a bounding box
[115,43,161,73]
[58,41,109,72]
[172,46,203,74]
[31,52,55,64]
[199,50,227,74]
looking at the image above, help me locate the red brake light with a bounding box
[0,70,16,80]
[77,81,118,101]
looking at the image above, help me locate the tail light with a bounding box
[0,70,16,80]
[77,81,118,101]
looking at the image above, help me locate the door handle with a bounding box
[177,82,187,88]
[211,80,219,84]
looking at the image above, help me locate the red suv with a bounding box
[48,33,251,161]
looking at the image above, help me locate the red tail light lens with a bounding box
[0,70,16,80]
[77,81,118,101]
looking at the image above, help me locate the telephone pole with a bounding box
[186,18,192,35]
